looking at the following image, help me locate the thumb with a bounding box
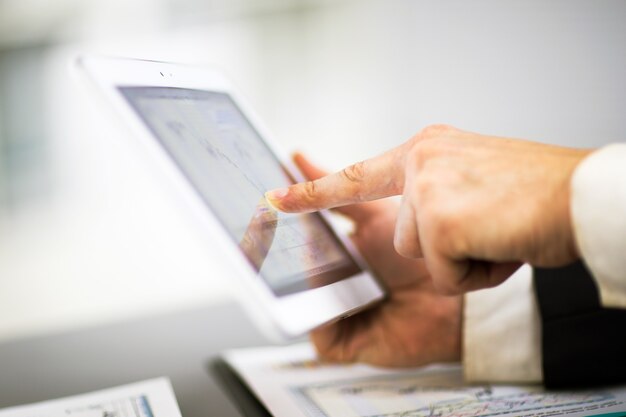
[293,152,328,180]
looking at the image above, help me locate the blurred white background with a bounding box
[0,0,625,343]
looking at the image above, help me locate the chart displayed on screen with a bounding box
[119,87,361,296]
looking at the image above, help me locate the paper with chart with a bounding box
[120,87,361,297]
[222,343,626,417]
[0,378,181,417]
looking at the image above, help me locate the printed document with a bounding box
[0,378,181,417]
[223,343,626,417]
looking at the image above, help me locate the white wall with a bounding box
[0,0,625,342]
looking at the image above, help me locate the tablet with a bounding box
[77,57,385,339]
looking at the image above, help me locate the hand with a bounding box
[267,125,591,294]
[292,153,462,367]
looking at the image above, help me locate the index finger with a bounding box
[265,144,407,213]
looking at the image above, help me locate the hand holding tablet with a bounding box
[288,153,463,367]
[77,57,385,339]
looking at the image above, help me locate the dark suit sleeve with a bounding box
[534,261,626,389]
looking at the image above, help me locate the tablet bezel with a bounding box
[76,56,386,339]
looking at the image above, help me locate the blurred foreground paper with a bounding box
[222,343,626,417]
[0,378,181,417]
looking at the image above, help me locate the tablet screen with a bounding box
[119,87,362,296]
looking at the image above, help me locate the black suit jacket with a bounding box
[534,261,626,388]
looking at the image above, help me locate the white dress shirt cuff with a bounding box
[571,144,626,308]
[464,264,542,383]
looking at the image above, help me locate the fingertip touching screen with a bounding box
[119,87,361,296]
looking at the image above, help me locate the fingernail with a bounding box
[264,188,289,210]
[265,188,288,200]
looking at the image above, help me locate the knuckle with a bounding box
[302,180,318,201]
[406,141,439,172]
[341,161,366,184]
[414,175,434,198]
[286,181,318,211]
[430,208,460,244]
[428,206,470,262]
[420,124,454,139]
[405,142,427,170]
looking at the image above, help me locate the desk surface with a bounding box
[0,301,271,416]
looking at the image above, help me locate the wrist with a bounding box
[566,149,594,259]
[533,147,591,267]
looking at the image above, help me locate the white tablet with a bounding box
[76,56,385,339]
